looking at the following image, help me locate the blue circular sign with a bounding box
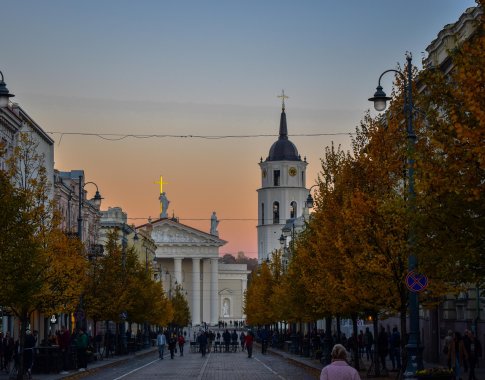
[406,271,429,293]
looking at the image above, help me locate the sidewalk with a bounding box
[0,347,158,380]
[261,343,485,379]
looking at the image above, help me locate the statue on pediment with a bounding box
[210,211,219,237]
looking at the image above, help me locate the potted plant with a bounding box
[415,367,454,379]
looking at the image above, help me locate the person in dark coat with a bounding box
[222,329,231,353]
[377,326,389,371]
[466,330,482,380]
[168,333,177,359]
[198,332,208,357]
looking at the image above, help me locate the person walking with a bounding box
[223,329,231,353]
[377,326,389,371]
[364,327,374,361]
[58,326,71,374]
[320,344,361,380]
[443,330,453,369]
[156,330,167,359]
[75,327,89,372]
[178,334,185,357]
[389,327,401,371]
[467,331,482,380]
[245,331,254,358]
[231,330,238,352]
[168,333,177,359]
[448,331,468,380]
[239,331,246,352]
[198,332,208,357]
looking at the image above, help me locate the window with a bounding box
[274,170,280,186]
[261,203,265,225]
[290,201,297,219]
[273,202,280,224]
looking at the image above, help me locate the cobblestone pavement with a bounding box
[2,343,484,380]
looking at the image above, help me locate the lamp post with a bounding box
[0,70,14,108]
[369,53,423,377]
[77,176,103,242]
[76,176,102,330]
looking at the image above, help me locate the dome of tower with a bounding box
[266,108,300,161]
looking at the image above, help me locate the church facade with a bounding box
[136,216,249,327]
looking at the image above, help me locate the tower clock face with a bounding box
[288,167,297,176]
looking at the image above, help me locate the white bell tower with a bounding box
[257,91,308,262]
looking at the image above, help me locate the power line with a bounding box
[46,131,353,141]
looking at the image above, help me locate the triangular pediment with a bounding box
[149,218,226,247]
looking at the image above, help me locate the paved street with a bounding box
[78,348,318,380]
[0,345,319,380]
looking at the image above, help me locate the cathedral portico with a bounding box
[140,217,227,326]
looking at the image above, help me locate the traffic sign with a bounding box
[406,271,429,293]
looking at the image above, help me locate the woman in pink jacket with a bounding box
[320,344,361,380]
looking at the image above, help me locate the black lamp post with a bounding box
[369,53,423,377]
[0,70,14,108]
[76,177,102,331]
[77,176,103,242]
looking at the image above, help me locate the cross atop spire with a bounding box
[277,89,289,111]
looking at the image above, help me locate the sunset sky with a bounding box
[1,0,475,257]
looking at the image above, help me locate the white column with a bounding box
[242,278,248,318]
[174,258,182,285]
[192,258,201,326]
[210,258,219,325]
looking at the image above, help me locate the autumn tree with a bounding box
[170,284,191,328]
[0,134,87,379]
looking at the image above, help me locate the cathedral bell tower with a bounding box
[257,91,308,262]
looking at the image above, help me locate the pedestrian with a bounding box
[260,327,269,354]
[223,329,231,353]
[377,326,389,371]
[443,330,453,368]
[320,344,361,380]
[448,331,468,380]
[58,325,71,374]
[24,329,37,376]
[2,332,14,373]
[463,329,471,373]
[168,333,176,359]
[239,331,246,352]
[364,327,374,361]
[198,332,208,357]
[156,330,167,359]
[231,330,239,352]
[245,331,254,358]
[389,326,401,371]
[357,331,364,359]
[74,328,88,372]
[178,334,185,357]
[466,331,482,380]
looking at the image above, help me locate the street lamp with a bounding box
[76,176,102,331]
[0,70,14,108]
[305,184,319,210]
[368,53,422,377]
[77,176,103,242]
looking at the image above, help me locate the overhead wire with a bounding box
[46,131,354,141]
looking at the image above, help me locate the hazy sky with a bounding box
[1,0,476,257]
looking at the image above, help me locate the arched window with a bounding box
[273,202,280,224]
[290,201,297,219]
[261,203,265,225]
